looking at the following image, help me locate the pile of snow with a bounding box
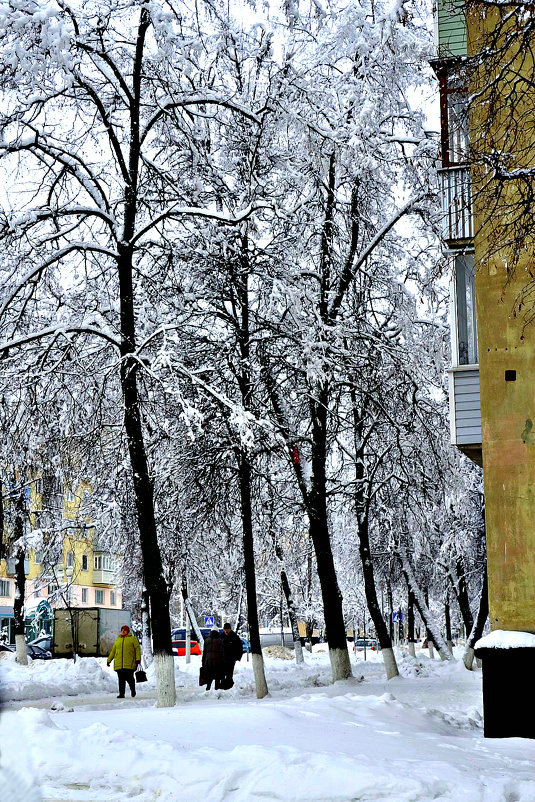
[262,645,294,660]
[0,652,116,701]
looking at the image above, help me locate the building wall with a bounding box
[467,9,535,633]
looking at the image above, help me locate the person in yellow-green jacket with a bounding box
[107,624,141,698]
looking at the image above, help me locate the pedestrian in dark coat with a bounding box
[201,628,225,690]
[221,623,243,689]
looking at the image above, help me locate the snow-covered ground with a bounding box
[1,646,534,802]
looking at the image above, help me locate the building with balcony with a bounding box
[434,0,535,738]
[0,476,123,644]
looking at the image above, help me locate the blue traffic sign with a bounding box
[204,615,215,627]
[392,612,404,623]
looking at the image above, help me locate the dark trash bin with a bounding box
[475,644,535,739]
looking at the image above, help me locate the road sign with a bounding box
[392,612,404,623]
[204,615,215,627]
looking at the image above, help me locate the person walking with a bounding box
[221,623,243,689]
[107,624,141,698]
[201,627,225,691]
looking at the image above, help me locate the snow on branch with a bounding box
[131,201,272,245]
[0,325,120,356]
[0,243,119,320]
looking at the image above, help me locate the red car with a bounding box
[171,639,201,656]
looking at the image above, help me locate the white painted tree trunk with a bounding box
[428,641,435,660]
[463,645,475,670]
[447,640,454,654]
[293,638,304,664]
[154,653,176,707]
[329,647,352,681]
[408,641,416,658]
[252,652,269,699]
[15,634,28,665]
[381,647,399,680]
[141,605,153,668]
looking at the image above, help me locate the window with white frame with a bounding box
[82,588,88,603]
[455,253,478,365]
[110,591,116,606]
[95,589,105,605]
[66,552,74,568]
[0,579,10,597]
[94,554,114,571]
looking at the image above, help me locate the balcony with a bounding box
[439,166,473,242]
[93,552,115,586]
[448,366,482,464]
[93,568,115,586]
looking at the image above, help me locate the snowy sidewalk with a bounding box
[1,651,535,801]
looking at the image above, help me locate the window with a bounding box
[95,589,105,605]
[455,253,478,365]
[82,588,88,603]
[48,583,58,596]
[0,580,10,597]
[94,554,114,571]
[110,591,116,606]
[35,478,43,494]
[66,552,74,568]
[438,66,469,167]
[34,585,41,598]
[67,488,76,503]
[82,555,88,571]
[34,550,43,564]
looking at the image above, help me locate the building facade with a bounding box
[0,476,122,644]
[434,0,535,737]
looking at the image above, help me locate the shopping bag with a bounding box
[135,669,148,683]
[199,666,207,686]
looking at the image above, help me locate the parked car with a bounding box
[28,635,53,653]
[171,639,202,657]
[0,641,51,659]
[354,638,377,651]
[26,643,52,660]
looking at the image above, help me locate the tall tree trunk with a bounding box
[12,487,27,665]
[397,546,452,661]
[423,587,435,659]
[445,557,474,638]
[352,407,398,679]
[275,544,304,664]
[445,592,453,653]
[236,236,268,698]
[464,566,489,670]
[407,587,416,657]
[117,8,174,707]
[239,451,268,698]
[308,386,352,681]
[141,583,153,668]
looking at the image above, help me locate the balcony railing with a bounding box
[439,166,473,242]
